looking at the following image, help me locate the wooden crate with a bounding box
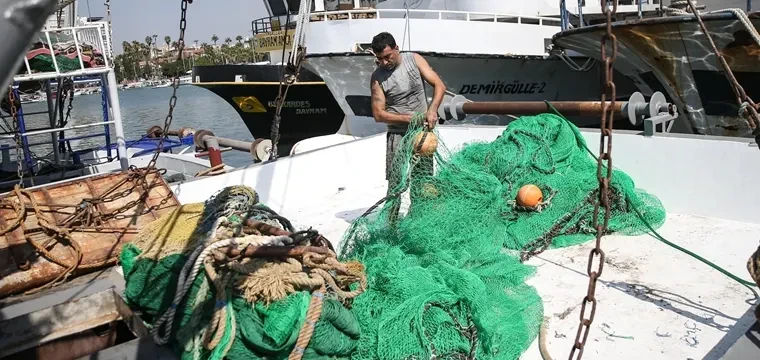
[0,170,179,298]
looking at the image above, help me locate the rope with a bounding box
[545,102,759,297]
[288,285,326,360]
[195,163,226,177]
[539,317,553,360]
[150,215,298,345]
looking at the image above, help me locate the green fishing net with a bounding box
[340,112,666,359]
[120,187,361,360]
[27,54,84,73]
[120,113,665,360]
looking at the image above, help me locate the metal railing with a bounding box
[252,8,562,36]
[6,20,129,178]
[14,22,112,82]
[560,0,663,30]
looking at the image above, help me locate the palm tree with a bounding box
[211,34,219,45]
[235,35,243,45]
[224,37,232,46]
[194,40,199,49]
[164,35,171,53]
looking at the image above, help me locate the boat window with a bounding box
[285,0,316,12]
[325,0,380,10]
[267,0,288,16]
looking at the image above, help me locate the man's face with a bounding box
[375,45,400,70]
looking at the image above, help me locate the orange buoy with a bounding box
[516,184,543,208]
[413,131,438,157]
[421,183,439,198]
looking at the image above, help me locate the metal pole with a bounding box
[105,70,129,169]
[44,81,60,166]
[192,129,257,158]
[12,86,35,172]
[100,73,113,161]
[460,101,625,117]
[203,137,223,167]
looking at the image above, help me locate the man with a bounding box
[369,32,446,201]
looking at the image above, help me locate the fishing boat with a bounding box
[0,4,237,190]
[194,0,658,158]
[552,0,759,138]
[11,104,759,359]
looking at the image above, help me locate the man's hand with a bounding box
[426,111,438,129]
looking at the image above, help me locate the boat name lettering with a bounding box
[256,30,293,51]
[296,108,328,115]
[458,81,546,95]
[267,100,312,108]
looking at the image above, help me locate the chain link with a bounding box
[60,78,75,153]
[567,1,616,359]
[149,0,190,170]
[8,86,23,186]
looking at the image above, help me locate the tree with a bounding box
[225,37,232,46]
[211,34,219,45]
[164,35,171,52]
[236,35,243,45]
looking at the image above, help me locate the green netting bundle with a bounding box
[120,186,362,360]
[27,54,84,73]
[340,113,666,359]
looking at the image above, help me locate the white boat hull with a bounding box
[304,52,642,128]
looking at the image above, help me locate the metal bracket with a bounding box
[643,111,679,137]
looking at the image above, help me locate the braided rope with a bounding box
[288,284,326,360]
[151,214,294,345]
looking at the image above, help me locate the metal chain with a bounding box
[684,1,760,140]
[61,78,75,154]
[149,0,190,169]
[567,0,616,359]
[8,86,23,186]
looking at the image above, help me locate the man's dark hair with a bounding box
[371,32,397,54]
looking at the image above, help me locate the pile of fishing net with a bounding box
[27,54,83,73]
[120,186,367,360]
[339,113,667,359]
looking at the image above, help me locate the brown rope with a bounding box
[203,259,232,351]
[195,163,226,177]
[0,193,25,236]
[288,284,326,360]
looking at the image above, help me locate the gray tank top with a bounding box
[371,52,428,133]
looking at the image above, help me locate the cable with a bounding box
[543,101,759,297]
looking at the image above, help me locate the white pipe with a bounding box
[106,70,129,170]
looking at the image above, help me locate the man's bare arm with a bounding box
[414,53,445,117]
[371,79,413,124]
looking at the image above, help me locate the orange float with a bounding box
[413,131,438,157]
[421,183,439,198]
[516,184,543,208]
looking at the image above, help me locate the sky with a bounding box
[79,0,269,54]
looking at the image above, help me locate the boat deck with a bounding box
[279,176,759,360]
[168,124,760,359]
